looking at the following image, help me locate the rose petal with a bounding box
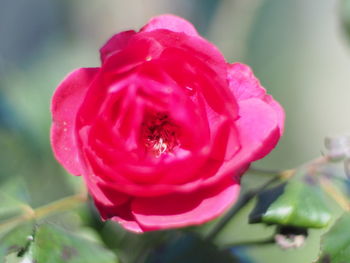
[227,62,285,134]
[94,199,144,233]
[100,30,136,62]
[51,68,99,175]
[227,63,266,101]
[156,46,238,119]
[111,216,144,233]
[140,14,198,36]
[237,99,280,161]
[213,98,280,180]
[102,36,164,74]
[131,178,239,230]
[83,173,129,208]
[263,95,285,134]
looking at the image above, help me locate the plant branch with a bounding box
[320,177,350,211]
[221,236,275,250]
[0,191,87,232]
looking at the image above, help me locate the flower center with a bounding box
[143,113,179,157]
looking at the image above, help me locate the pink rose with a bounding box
[51,14,284,233]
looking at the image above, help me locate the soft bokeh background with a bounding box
[0,0,349,262]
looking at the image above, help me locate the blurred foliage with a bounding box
[315,212,350,263]
[0,223,34,261]
[29,224,118,263]
[145,233,238,263]
[341,0,350,41]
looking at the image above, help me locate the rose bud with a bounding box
[51,14,284,233]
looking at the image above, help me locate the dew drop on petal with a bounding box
[184,85,195,95]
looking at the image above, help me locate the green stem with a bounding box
[320,177,350,211]
[0,192,87,232]
[205,175,286,242]
[222,236,275,249]
[205,191,256,242]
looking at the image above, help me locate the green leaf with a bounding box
[30,224,118,263]
[249,168,332,228]
[145,233,238,263]
[315,212,350,263]
[0,223,34,261]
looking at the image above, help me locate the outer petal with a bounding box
[214,98,280,180]
[94,199,144,233]
[111,216,144,233]
[227,63,265,101]
[100,30,136,63]
[140,14,198,36]
[131,178,240,231]
[51,68,99,175]
[227,63,285,133]
[84,173,129,207]
[263,95,285,134]
[236,99,281,161]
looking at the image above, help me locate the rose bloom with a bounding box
[51,15,284,233]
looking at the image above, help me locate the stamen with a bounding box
[143,113,179,157]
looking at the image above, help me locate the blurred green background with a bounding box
[0,0,349,262]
